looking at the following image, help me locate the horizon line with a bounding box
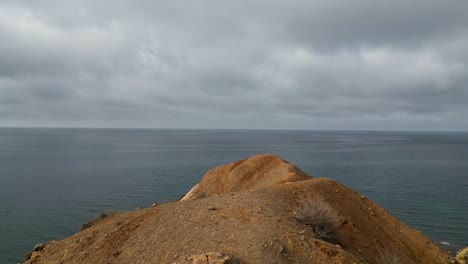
[0,126,466,133]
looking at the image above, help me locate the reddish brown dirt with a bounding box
[24,154,454,264]
[180,154,310,201]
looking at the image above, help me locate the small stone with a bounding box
[33,243,45,252]
[279,245,286,253]
[208,206,216,210]
[191,252,230,264]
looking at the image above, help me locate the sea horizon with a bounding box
[1,126,467,133]
[1,128,466,262]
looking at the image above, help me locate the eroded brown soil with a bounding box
[25,154,454,264]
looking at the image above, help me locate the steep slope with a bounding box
[24,154,454,264]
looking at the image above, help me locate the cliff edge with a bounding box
[24,154,454,263]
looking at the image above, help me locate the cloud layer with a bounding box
[1,1,467,130]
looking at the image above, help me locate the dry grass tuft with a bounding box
[294,197,340,244]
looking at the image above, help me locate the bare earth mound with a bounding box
[24,154,454,264]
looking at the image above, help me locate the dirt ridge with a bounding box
[23,154,454,264]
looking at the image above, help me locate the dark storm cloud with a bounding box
[0,1,467,130]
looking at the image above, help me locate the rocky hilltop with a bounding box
[24,154,455,263]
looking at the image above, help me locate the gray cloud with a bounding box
[0,1,467,130]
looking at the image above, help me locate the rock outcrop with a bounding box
[23,154,455,264]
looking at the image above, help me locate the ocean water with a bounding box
[0,128,466,263]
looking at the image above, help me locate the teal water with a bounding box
[0,128,466,263]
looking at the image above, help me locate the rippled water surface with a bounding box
[0,128,467,263]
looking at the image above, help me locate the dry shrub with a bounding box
[294,197,340,244]
[457,247,468,264]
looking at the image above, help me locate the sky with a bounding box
[1,1,467,131]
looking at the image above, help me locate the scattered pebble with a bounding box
[279,245,286,253]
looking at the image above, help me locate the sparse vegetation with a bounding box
[456,247,468,264]
[80,211,115,231]
[377,249,402,264]
[294,197,339,244]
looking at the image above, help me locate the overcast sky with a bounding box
[1,1,467,130]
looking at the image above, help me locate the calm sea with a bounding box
[0,128,466,263]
